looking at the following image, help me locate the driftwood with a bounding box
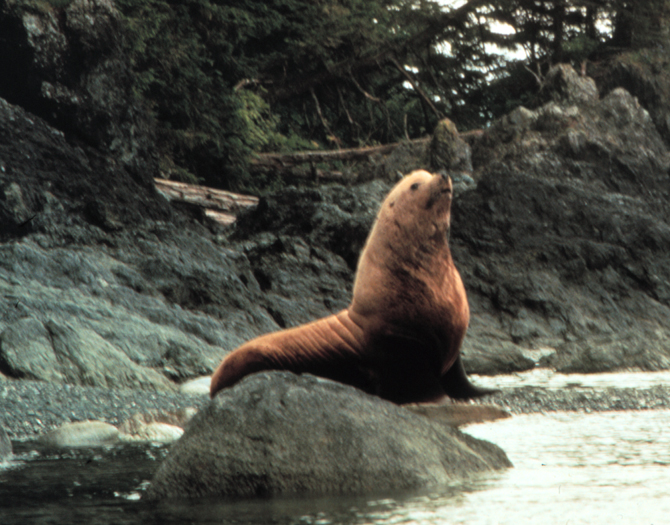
[154,178,259,226]
[155,127,481,225]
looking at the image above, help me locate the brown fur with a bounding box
[210,170,491,404]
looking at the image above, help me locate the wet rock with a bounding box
[145,372,511,500]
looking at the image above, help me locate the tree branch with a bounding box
[266,0,491,102]
[390,57,443,119]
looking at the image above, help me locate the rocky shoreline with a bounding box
[0,379,208,441]
[2,373,669,441]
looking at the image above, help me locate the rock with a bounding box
[457,64,670,373]
[0,318,175,391]
[536,63,599,106]
[429,118,473,173]
[4,42,670,391]
[144,372,511,500]
[120,422,184,444]
[179,376,212,396]
[404,403,511,427]
[118,407,198,436]
[39,420,121,448]
[0,96,270,388]
[0,0,157,182]
[0,318,66,383]
[0,92,170,240]
[599,52,670,146]
[0,379,208,441]
[46,320,175,390]
[0,422,11,460]
[229,180,391,327]
[461,336,536,375]
[545,332,670,373]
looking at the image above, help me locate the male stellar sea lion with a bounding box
[210,170,494,404]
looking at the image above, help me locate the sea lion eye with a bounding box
[410,183,420,191]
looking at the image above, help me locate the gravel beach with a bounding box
[0,380,209,441]
[2,377,669,441]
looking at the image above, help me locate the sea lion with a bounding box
[210,170,494,403]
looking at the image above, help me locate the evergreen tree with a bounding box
[611,0,670,49]
[111,0,669,191]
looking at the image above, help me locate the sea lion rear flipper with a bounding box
[441,355,498,400]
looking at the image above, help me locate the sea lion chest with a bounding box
[353,243,469,371]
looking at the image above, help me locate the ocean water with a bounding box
[2,378,669,524]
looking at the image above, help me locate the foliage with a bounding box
[108,0,670,190]
[114,0,409,190]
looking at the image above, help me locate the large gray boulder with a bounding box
[145,372,511,500]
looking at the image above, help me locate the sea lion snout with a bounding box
[438,171,452,191]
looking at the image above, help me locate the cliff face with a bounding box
[2,2,670,389]
[0,0,156,182]
[454,65,670,373]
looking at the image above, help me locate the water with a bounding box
[471,368,670,390]
[461,410,670,524]
[2,386,670,524]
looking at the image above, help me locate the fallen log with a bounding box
[252,138,430,169]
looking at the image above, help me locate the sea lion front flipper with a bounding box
[440,355,498,400]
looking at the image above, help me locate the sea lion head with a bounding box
[377,169,453,242]
[352,170,456,318]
